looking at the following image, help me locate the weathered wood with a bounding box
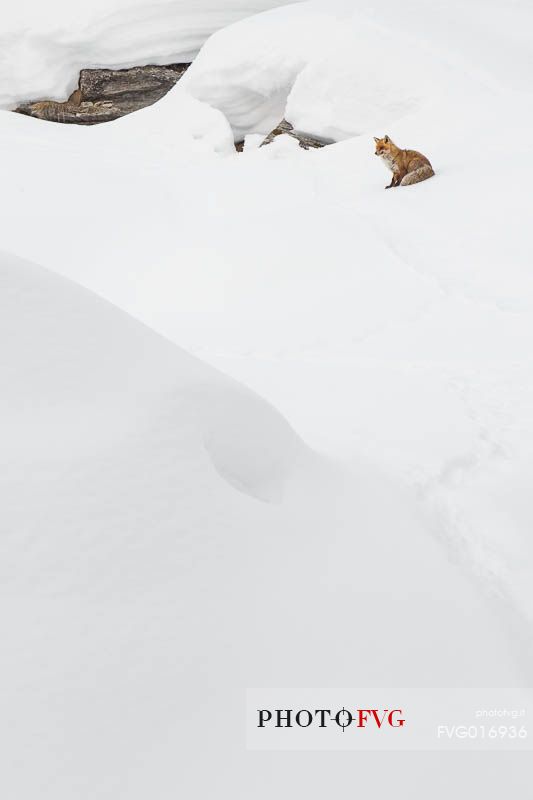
[15,63,190,125]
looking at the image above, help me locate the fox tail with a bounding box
[401,164,435,186]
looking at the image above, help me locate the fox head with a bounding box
[374,135,394,156]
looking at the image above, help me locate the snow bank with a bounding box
[0,0,300,109]
[0,250,302,502]
[0,3,532,797]
[286,23,456,142]
[88,83,236,158]
[180,2,344,140]
[0,250,526,798]
[2,0,533,791]
[182,0,529,141]
[0,85,236,175]
[3,0,532,634]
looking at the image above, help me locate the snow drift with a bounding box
[1,0,533,794]
[181,0,531,141]
[0,250,528,798]
[0,0,301,109]
[0,250,302,502]
[1,0,532,630]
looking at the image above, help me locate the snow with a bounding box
[1,0,533,794]
[181,0,492,141]
[0,250,528,796]
[0,0,531,623]
[182,0,533,143]
[180,2,343,140]
[0,0,299,109]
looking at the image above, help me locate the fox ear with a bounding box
[373,136,380,143]
[383,135,390,143]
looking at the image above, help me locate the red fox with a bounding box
[374,135,434,189]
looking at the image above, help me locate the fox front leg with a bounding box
[385,174,399,189]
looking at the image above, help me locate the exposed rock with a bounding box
[15,99,122,125]
[15,63,190,125]
[260,119,333,150]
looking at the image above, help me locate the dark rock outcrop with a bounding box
[260,119,333,150]
[15,63,190,125]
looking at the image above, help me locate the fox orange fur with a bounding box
[374,135,434,189]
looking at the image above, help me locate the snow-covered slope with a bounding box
[182,0,532,141]
[1,18,532,627]
[1,250,526,798]
[0,0,300,109]
[1,0,533,793]
[0,250,303,504]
